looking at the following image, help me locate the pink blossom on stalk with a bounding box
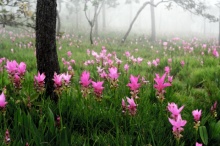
[167,102,184,119]
[17,62,26,77]
[80,71,91,87]
[192,109,202,122]
[211,101,217,118]
[0,92,7,108]
[168,76,173,83]
[124,64,129,72]
[92,81,104,100]
[63,72,72,86]
[196,142,203,146]
[100,71,107,79]
[5,60,18,75]
[147,61,152,67]
[53,73,63,88]
[122,99,126,114]
[168,114,187,139]
[127,75,140,91]
[154,73,171,94]
[126,97,137,116]
[152,60,158,67]
[168,58,172,64]
[4,129,10,144]
[67,51,72,57]
[212,49,219,58]
[180,61,185,67]
[108,67,119,80]
[124,51,130,57]
[164,66,170,74]
[14,74,21,89]
[137,57,143,64]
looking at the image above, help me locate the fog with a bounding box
[56,0,219,39]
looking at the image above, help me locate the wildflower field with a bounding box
[0,29,220,146]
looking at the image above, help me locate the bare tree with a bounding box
[121,0,218,43]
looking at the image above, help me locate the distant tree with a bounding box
[121,0,218,43]
[36,0,60,101]
[150,0,156,42]
[84,0,118,44]
[0,0,35,29]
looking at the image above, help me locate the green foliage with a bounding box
[1,30,220,145]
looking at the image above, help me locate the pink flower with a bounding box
[192,109,202,122]
[5,60,18,75]
[108,67,119,80]
[169,114,187,136]
[212,49,219,58]
[63,72,71,86]
[127,75,141,91]
[167,102,184,119]
[0,92,7,108]
[124,51,130,57]
[17,62,26,76]
[180,61,185,67]
[92,81,104,97]
[124,64,129,72]
[211,101,217,111]
[67,51,72,57]
[126,97,137,116]
[80,71,91,87]
[34,72,45,84]
[152,60,158,67]
[53,73,63,87]
[168,76,173,83]
[154,73,171,93]
[164,66,170,74]
[196,142,203,146]
[147,61,152,67]
[168,58,172,64]
[163,42,168,46]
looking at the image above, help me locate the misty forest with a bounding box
[1,0,220,145]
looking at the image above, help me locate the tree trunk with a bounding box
[36,0,60,102]
[121,2,149,43]
[94,6,98,37]
[150,0,156,42]
[121,0,166,43]
[102,1,106,31]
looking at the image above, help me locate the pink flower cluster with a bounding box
[167,102,187,140]
[80,71,105,100]
[53,72,72,95]
[192,109,202,130]
[34,72,46,93]
[154,73,171,102]
[5,60,26,89]
[127,75,141,99]
[122,97,137,116]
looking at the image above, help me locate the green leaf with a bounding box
[47,106,55,133]
[199,126,208,145]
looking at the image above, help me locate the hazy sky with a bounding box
[58,0,219,38]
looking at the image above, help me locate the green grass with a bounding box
[0,29,220,145]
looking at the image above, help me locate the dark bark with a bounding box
[36,0,60,102]
[150,0,156,42]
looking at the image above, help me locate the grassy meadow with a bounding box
[0,28,220,146]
